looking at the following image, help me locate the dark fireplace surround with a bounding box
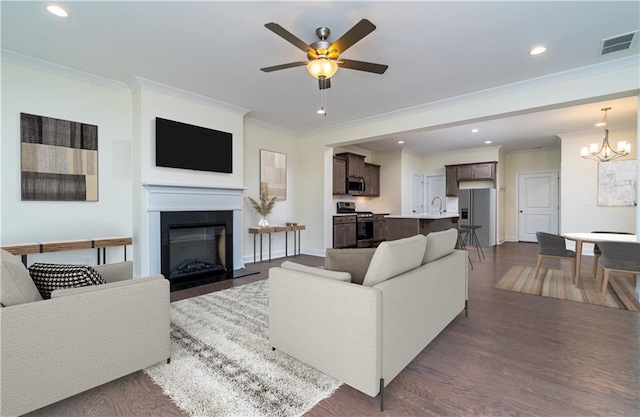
[160,210,233,291]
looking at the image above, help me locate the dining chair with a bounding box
[590,231,634,279]
[534,232,576,279]
[596,241,640,297]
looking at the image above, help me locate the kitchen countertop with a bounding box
[333,213,357,216]
[385,213,460,219]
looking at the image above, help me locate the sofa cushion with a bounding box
[362,234,427,287]
[28,263,107,299]
[0,249,43,306]
[423,228,459,264]
[280,261,351,282]
[325,248,377,285]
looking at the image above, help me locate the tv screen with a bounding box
[155,117,232,174]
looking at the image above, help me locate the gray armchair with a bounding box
[0,249,171,416]
[534,232,576,279]
[596,241,640,296]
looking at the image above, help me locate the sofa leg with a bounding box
[379,378,385,411]
[465,300,468,317]
[167,358,171,364]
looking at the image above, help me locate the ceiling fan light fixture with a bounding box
[307,58,339,79]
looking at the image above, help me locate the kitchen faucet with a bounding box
[431,196,444,216]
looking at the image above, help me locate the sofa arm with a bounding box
[280,261,351,282]
[325,248,376,285]
[51,274,165,298]
[269,267,382,397]
[0,275,170,416]
[91,261,133,283]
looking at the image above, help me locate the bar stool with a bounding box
[460,224,485,262]
[457,229,473,270]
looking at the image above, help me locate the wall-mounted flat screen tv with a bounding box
[155,117,232,174]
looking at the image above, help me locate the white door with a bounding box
[518,172,559,242]
[412,174,424,214]
[426,175,446,214]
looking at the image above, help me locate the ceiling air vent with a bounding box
[600,32,636,55]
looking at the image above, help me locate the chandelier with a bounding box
[581,107,630,162]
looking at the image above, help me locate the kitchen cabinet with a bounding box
[333,156,347,195]
[445,161,497,197]
[363,163,380,197]
[446,166,458,197]
[373,213,388,242]
[333,215,357,248]
[456,162,496,181]
[335,152,365,178]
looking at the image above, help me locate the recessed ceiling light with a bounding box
[471,129,479,133]
[398,140,405,144]
[47,5,68,17]
[595,122,606,127]
[485,140,492,144]
[530,46,547,55]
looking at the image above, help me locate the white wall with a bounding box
[559,127,637,253]
[243,122,299,261]
[1,62,133,265]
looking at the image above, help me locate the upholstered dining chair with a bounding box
[534,232,576,279]
[591,231,634,278]
[596,241,640,296]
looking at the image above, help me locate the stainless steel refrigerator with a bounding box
[458,188,496,247]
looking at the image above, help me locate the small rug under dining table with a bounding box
[495,265,640,312]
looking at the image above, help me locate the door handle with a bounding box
[519,210,523,213]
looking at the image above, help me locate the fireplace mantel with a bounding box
[143,182,247,212]
[138,182,247,277]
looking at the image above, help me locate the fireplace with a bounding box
[161,211,233,291]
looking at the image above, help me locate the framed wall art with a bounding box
[20,113,98,201]
[598,159,637,207]
[259,149,286,200]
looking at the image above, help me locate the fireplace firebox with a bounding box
[161,211,233,291]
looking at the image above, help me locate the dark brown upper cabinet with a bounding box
[445,161,498,197]
[363,163,380,197]
[332,156,347,195]
[335,152,365,178]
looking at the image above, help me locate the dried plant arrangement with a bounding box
[247,194,278,217]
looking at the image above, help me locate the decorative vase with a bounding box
[258,217,269,227]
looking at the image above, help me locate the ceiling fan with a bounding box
[260,19,388,90]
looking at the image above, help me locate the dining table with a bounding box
[562,232,638,286]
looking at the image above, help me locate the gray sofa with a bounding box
[269,229,468,410]
[0,249,170,416]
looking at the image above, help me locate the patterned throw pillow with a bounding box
[28,263,106,299]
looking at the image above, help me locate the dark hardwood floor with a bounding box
[24,243,639,416]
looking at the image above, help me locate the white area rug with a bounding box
[144,280,341,416]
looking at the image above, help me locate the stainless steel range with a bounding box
[336,202,374,248]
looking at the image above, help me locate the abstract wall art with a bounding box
[598,159,637,207]
[20,113,98,201]
[259,149,286,200]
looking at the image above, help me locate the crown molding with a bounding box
[129,77,250,116]
[301,55,640,138]
[244,117,300,136]
[1,49,132,92]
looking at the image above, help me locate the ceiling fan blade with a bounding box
[338,59,388,74]
[260,61,308,72]
[319,77,331,90]
[329,19,376,55]
[265,22,314,55]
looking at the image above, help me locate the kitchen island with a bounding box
[385,213,459,241]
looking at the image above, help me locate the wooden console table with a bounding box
[2,237,132,266]
[248,225,305,263]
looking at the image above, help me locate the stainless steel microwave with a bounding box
[346,176,365,195]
